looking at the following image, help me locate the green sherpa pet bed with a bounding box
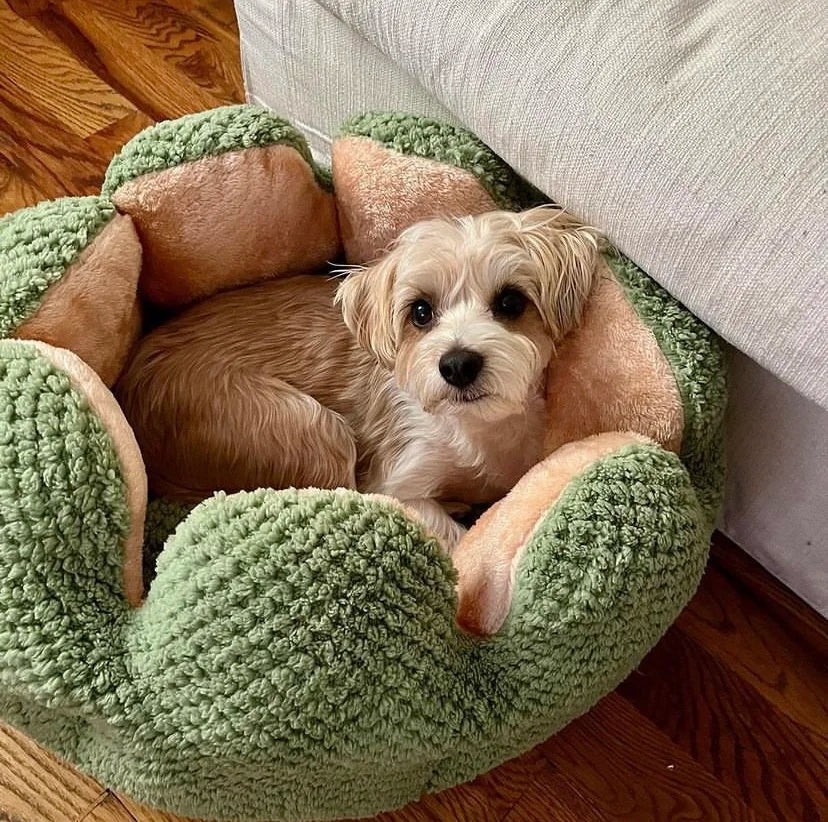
[0,105,725,821]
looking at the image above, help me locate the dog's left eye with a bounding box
[493,288,527,319]
[410,298,434,328]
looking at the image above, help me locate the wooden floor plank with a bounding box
[7,0,162,122]
[541,694,766,822]
[167,0,241,44]
[0,123,67,213]
[0,87,114,211]
[620,626,827,821]
[0,723,105,822]
[51,0,244,120]
[405,784,500,822]
[678,563,828,739]
[0,0,134,138]
[371,745,565,821]
[81,791,138,822]
[710,533,828,659]
[502,761,609,822]
[462,745,551,819]
[84,110,156,161]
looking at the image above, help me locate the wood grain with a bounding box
[52,0,243,120]
[502,761,609,822]
[710,533,828,659]
[0,1,134,138]
[0,89,109,208]
[84,110,156,161]
[0,723,105,822]
[0,3,826,822]
[541,694,765,822]
[618,626,828,821]
[463,746,551,819]
[678,562,828,738]
[0,120,65,212]
[81,792,137,822]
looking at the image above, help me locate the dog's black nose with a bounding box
[439,348,484,388]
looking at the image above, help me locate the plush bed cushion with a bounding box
[235,0,828,615]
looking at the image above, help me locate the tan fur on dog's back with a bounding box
[116,276,364,500]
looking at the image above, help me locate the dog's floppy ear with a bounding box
[335,253,399,369]
[515,206,602,338]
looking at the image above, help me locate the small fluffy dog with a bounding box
[116,207,601,549]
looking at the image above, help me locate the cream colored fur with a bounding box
[117,207,601,549]
[454,270,685,635]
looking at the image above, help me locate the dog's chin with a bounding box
[427,390,522,422]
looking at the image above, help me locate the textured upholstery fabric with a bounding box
[238,0,827,406]
[721,351,827,614]
[238,0,459,160]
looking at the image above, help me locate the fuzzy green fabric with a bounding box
[142,498,194,588]
[0,196,114,337]
[605,249,727,524]
[103,104,332,194]
[339,112,546,210]
[0,341,132,709]
[0,342,708,818]
[0,106,725,822]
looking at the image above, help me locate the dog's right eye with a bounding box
[493,287,527,319]
[410,299,434,328]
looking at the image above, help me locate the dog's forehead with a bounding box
[395,232,532,303]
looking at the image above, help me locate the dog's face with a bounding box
[336,207,601,422]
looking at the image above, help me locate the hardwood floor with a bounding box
[1,2,826,820]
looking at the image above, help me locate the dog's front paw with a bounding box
[439,517,468,555]
[403,498,468,554]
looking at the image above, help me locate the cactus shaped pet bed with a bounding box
[0,106,725,821]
